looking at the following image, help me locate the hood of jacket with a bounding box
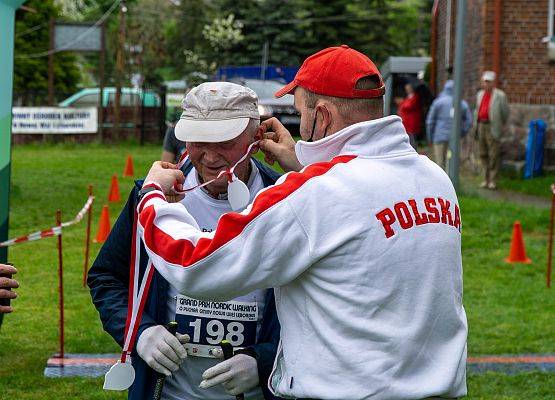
[295,115,415,166]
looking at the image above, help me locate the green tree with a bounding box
[126,0,175,85]
[207,0,432,69]
[166,0,216,79]
[14,0,81,104]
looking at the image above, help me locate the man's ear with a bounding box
[316,103,332,134]
[254,124,264,141]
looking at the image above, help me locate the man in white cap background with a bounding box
[88,82,282,400]
[474,70,510,190]
[136,45,467,400]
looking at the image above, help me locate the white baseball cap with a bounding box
[482,71,496,82]
[174,82,260,143]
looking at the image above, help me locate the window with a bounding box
[107,93,140,106]
[72,93,100,107]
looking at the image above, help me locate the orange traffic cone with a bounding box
[108,175,121,202]
[94,205,111,243]
[505,221,532,264]
[123,154,134,177]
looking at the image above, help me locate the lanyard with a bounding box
[173,141,258,211]
[172,141,259,195]
[104,208,155,390]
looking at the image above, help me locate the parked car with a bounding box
[229,78,300,134]
[59,87,161,108]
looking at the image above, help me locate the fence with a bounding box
[12,85,167,144]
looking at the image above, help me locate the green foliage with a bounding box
[12,0,432,95]
[206,0,431,68]
[14,0,81,103]
[156,0,432,79]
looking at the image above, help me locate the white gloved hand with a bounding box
[200,354,259,396]
[136,325,190,376]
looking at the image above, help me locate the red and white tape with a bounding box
[0,196,95,247]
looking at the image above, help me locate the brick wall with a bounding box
[434,0,486,104]
[501,0,555,105]
[433,0,555,168]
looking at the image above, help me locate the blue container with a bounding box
[524,119,547,179]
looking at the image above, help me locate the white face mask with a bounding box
[173,141,259,211]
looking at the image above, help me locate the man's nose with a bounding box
[202,149,223,165]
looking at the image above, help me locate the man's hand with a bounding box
[200,353,259,396]
[143,161,185,195]
[136,325,190,376]
[259,118,303,172]
[0,264,18,314]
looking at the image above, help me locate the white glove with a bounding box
[136,325,190,376]
[200,354,259,396]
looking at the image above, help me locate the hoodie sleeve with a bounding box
[461,100,472,136]
[426,101,437,143]
[136,180,312,301]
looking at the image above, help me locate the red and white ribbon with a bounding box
[0,195,95,247]
[119,207,155,366]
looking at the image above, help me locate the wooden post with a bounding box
[114,1,127,139]
[82,185,94,287]
[547,185,555,288]
[56,210,64,361]
[98,22,106,141]
[48,18,55,106]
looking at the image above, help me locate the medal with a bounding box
[173,141,259,211]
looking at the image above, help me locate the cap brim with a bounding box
[174,117,250,143]
[275,81,298,98]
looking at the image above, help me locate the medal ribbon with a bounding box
[120,208,155,364]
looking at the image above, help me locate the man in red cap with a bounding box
[137,45,467,400]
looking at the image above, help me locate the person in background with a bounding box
[473,71,510,190]
[397,80,422,150]
[161,125,186,163]
[426,80,473,171]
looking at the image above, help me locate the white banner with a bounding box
[12,107,98,134]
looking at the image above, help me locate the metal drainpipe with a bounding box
[493,0,502,86]
[430,0,439,95]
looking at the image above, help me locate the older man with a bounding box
[135,46,467,400]
[88,82,281,400]
[474,71,510,190]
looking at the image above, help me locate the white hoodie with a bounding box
[137,115,468,400]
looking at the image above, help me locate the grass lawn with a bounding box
[0,142,553,399]
[497,171,555,199]
[463,169,555,199]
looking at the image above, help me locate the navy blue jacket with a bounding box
[88,159,282,400]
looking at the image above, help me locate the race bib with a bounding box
[175,295,258,358]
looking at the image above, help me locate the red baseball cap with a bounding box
[275,45,385,99]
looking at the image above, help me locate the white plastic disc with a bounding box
[103,360,135,391]
[227,177,250,211]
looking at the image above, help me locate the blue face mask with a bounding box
[307,108,328,143]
